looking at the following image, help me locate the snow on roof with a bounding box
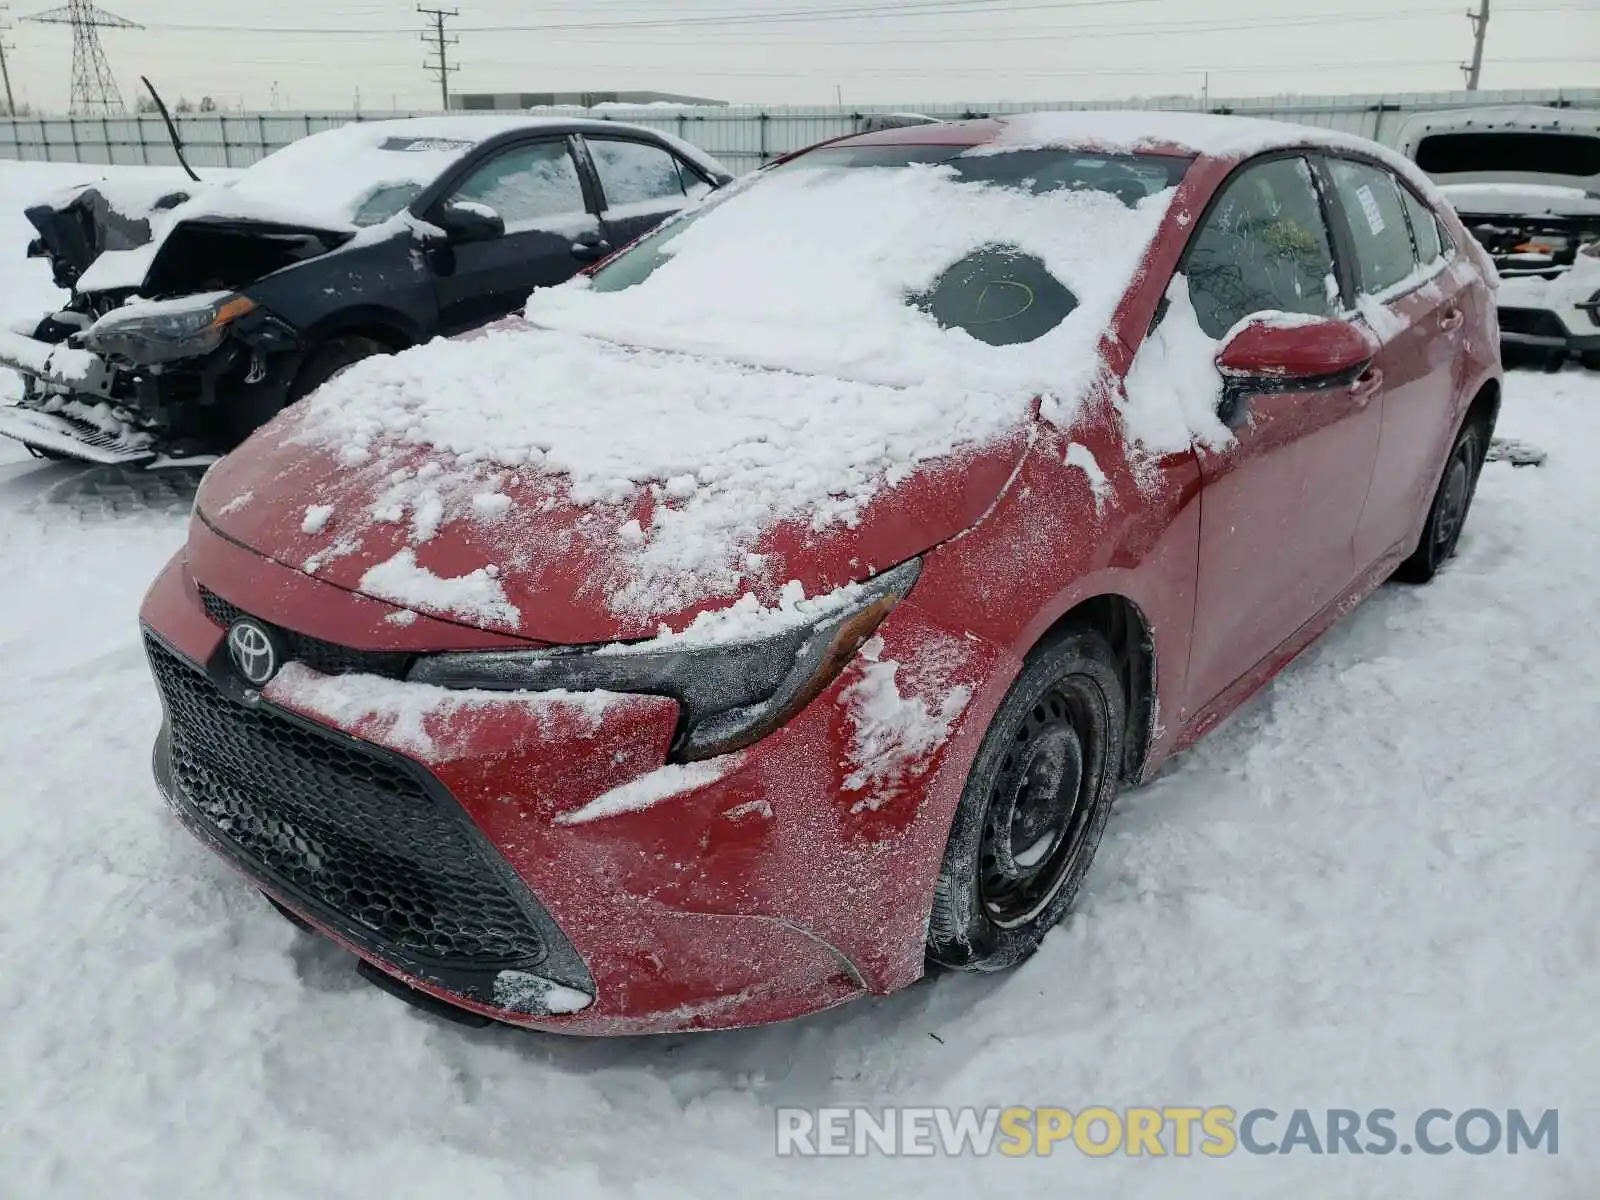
[974,110,1496,280]
[297,158,1173,617]
[183,117,565,231]
[196,116,723,231]
[981,109,1402,162]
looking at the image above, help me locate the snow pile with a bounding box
[356,549,520,632]
[300,504,334,535]
[596,577,869,652]
[555,755,744,825]
[1063,442,1111,510]
[492,970,592,1014]
[840,635,973,809]
[0,329,102,384]
[265,663,624,761]
[1120,274,1232,455]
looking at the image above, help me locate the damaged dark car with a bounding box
[0,116,731,465]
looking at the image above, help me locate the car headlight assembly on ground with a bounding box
[408,559,922,761]
[83,293,257,365]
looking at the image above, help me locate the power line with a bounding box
[130,0,1590,37]
[418,4,457,111]
[448,53,1593,79]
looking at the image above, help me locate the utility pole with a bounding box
[0,5,17,116]
[1463,0,1490,90]
[419,5,458,112]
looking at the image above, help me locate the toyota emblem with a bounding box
[227,619,280,687]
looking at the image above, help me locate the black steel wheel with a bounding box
[927,626,1124,972]
[1395,421,1487,584]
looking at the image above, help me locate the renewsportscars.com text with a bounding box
[775,1106,1559,1158]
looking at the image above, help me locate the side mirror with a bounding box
[1215,314,1377,384]
[435,200,505,244]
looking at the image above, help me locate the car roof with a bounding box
[344,114,672,145]
[830,110,1360,161]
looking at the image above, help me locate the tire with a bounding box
[927,626,1125,972]
[1580,350,1600,373]
[1394,421,1487,584]
[289,335,392,402]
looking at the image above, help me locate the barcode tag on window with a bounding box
[1355,184,1386,235]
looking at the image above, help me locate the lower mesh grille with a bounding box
[198,587,413,680]
[146,635,546,968]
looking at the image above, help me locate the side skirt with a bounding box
[1169,542,1409,756]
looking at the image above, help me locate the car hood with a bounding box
[1438,182,1600,220]
[25,179,204,290]
[195,335,1035,645]
[76,213,355,297]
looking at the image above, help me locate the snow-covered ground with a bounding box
[1,160,1596,1197]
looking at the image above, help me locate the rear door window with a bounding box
[586,139,690,209]
[1183,155,1338,339]
[1328,159,1419,295]
[1399,185,1442,264]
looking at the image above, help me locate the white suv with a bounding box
[1399,105,1600,370]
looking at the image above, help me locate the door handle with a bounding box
[1349,366,1383,405]
[1439,307,1464,332]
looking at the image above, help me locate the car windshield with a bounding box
[531,141,1189,394]
[351,182,427,227]
[590,146,1188,302]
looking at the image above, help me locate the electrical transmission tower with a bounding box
[419,6,459,112]
[25,0,138,114]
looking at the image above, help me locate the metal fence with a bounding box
[2,87,1597,175]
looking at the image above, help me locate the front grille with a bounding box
[1497,307,1570,339]
[147,636,547,968]
[199,587,413,679]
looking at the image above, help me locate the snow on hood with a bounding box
[204,158,1171,638]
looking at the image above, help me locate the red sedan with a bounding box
[140,112,1501,1034]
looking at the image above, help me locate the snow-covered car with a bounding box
[0,116,731,465]
[1400,106,1600,369]
[139,112,1500,1034]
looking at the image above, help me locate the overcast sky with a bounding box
[3,0,1595,113]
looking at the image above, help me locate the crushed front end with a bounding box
[1,208,345,465]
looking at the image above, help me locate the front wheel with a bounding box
[290,335,393,402]
[927,627,1125,973]
[1394,422,1486,584]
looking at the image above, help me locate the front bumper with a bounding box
[1496,258,1600,354]
[0,328,116,398]
[139,529,1012,1033]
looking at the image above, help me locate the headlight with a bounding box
[408,559,922,761]
[84,293,257,364]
